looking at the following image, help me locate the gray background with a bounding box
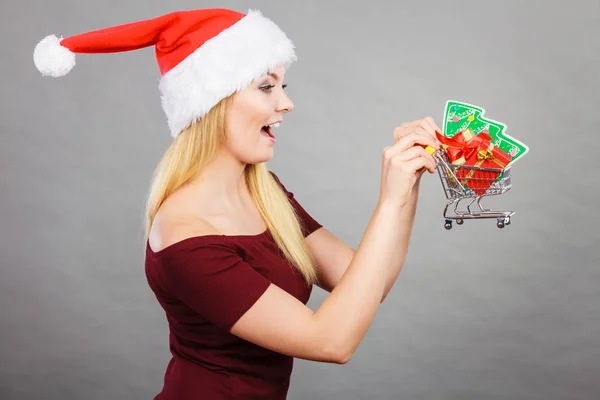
[2,0,599,399]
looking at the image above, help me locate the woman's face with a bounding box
[224,65,294,164]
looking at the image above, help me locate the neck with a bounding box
[187,150,250,212]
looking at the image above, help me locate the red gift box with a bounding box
[435,129,512,195]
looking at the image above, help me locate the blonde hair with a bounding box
[144,95,319,285]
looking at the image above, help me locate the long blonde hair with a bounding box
[144,95,319,285]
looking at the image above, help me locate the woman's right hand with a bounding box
[379,121,440,209]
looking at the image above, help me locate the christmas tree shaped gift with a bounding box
[443,100,529,163]
[433,101,529,195]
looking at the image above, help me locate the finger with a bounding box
[417,118,437,138]
[394,119,439,142]
[404,156,435,175]
[415,126,433,140]
[426,154,437,173]
[423,116,443,136]
[412,148,437,173]
[415,152,437,174]
[391,145,430,161]
[388,146,437,173]
[393,132,440,153]
[392,122,410,142]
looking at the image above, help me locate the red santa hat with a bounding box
[33,8,297,138]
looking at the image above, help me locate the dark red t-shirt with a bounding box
[145,172,322,399]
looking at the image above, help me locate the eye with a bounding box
[260,84,275,92]
[259,84,287,92]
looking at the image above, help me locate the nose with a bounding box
[276,90,294,113]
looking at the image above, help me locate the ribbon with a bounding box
[435,129,495,165]
[477,149,495,162]
[476,142,508,169]
[436,130,512,194]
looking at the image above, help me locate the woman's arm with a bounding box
[231,200,405,364]
[229,129,438,363]
[306,176,423,301]
[307,116,440,300]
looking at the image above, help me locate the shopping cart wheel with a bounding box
[497,219,505,229]
[444,220,453,230]
[456,218,464,225]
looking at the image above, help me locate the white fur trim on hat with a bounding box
[159,9,297,138]
[33,35,76,77]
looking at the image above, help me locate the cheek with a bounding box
[226,120,259,145]
[224,94,273,154]
[223,124,261,158]
[226,109,267,142]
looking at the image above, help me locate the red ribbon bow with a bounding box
[435,130,495,165]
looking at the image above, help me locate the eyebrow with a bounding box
[265,72,286,88]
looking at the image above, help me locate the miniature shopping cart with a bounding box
[431,149,514,229]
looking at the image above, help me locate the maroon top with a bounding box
[145,172,322,400]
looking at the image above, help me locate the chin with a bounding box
[241,150,274,165]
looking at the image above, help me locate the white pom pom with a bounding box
[33,35,75,77]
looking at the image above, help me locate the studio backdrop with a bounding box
[1,0,599,399]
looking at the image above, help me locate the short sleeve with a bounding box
[269,171,322,237]
[154,240,272,331]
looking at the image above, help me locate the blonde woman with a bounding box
[33,8,441,399]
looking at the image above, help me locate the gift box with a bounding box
[435,129,512,195]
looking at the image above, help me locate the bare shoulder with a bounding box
[148,203,221,253]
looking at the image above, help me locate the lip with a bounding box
[260,124,276,143]
[261,130,276,143]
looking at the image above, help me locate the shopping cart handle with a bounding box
[425,145,437,155]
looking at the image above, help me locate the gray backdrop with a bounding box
[2,0,599,399]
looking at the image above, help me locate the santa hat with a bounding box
[33,8,297,138]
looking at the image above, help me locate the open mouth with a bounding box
[261,122,279,140]
[261,125,274,138]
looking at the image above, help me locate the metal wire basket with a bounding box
[433,150,514,229]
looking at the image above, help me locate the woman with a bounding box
[34,7,442,399]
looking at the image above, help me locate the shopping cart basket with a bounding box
[431,149,514,229]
